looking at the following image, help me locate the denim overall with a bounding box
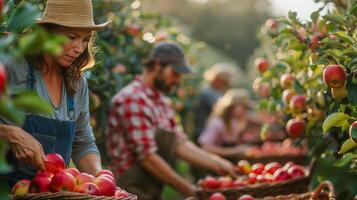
[3,63,76,186]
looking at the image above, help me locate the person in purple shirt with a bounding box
[198,89,262,157]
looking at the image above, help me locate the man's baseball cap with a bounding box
[148,42,192,74]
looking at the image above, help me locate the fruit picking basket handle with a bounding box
[311,181,336,200]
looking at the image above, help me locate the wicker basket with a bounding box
[188,181,335,200]
[257,181,335,200]
[230,154,307,165]
[196,175,310,200]
[195,159,316,200]
[9,192,137,200]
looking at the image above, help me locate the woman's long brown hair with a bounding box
[27,23,96,96]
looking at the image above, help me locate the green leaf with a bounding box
[13,91,53,114]
[347,3,357,16]
[310,11,319,22]
[288,11,297,21]
[324,49,342,62]
[351,122,357,141]
[0,140,12,174]
[6,3,41,32]
[19,31,46,55]
[322,112,351,133]
[347,78,357,104]
[293,80,305,93]
[323,14,346,25]
[334,153,357,167]
[339,139,357,154]
[333,31,355,46]
[0,100,25,125]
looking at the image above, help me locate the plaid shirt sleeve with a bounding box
[116,96,158,161]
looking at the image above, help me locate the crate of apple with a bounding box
[240,139,307,163]
[10,153,136,200]
[197,160,310,199]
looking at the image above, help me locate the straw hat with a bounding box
[37,0,109,30]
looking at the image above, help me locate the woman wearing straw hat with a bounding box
[0,0,109,185]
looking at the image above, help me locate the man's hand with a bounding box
[210,155,237,178]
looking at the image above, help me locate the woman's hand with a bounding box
[7,126,45,170]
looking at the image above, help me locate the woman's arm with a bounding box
[0,125,45,170]
[72,78,101,175]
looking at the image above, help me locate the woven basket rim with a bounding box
[10,191,137,200]
[195,174,310,193]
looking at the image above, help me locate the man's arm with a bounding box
[176,140,237,177]
[140,153,195,197]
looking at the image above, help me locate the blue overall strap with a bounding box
[26,63,35,90]
[67,93,75,121]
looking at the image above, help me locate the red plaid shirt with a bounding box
[106,76,187,175]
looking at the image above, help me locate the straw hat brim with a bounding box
[37,19,110,30]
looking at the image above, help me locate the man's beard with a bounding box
[154,71,178,94]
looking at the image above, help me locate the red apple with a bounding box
[65,168,80,177]
[209,192,226,200]
[238,194,254,200]
[76,173,95,185]
[232,180,247,188]
[35,171,54,179]
[93,176,116,197]
[286,118,305,138]
[96,169,114,178]
[50,171,76,192]
[273,168,291,182]
[256,174,269,183]
[349,121,357,143]
[98,174,116,184]
[218,177,234,188]
[264,162,282,174]
[30,176,52,193]
[11,180,31,195]
[323,65,346,88]
[115,189,130,198]
[287,165,306,178]
[283,162,295,171]
[289,95,306,114]
[237,160,252,174]
[44,153,66,174]
[252,77,262,94]
[248,173,257,184]
[331,85,348,101]
[0,62,7,95]
[125,24,141,37]
[258,82,271,98]
[309,34,319,50]
[202,177,221,189]
[75,182,100,195]
[280,73,295,89]
[265,19,278,30]
[254,58,269,73]
[251,163,265,175]
[282,89,296,106]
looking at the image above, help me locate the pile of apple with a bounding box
[245,139,307,158]
[11,153,130,198]
[199,160,306,190]
[208,192,255,200]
